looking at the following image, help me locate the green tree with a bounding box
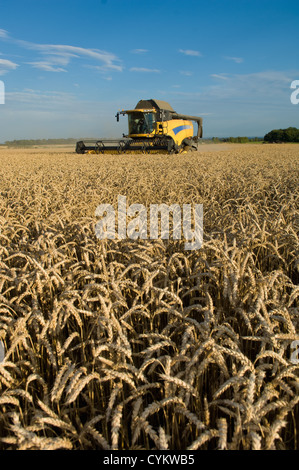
[264,127,299,143]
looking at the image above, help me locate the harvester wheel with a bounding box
[76,141,86,154]
[181,138,198,152]
[117,141,126,154]
[142,142,151,154]
[95,141,104,154]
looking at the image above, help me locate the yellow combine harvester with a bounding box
[76,99,203,154]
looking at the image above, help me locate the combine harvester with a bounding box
[76,99,203,154]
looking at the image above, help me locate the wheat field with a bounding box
[0,143,298,450]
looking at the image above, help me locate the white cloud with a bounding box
[0,30,123,73]
[89,63,123,72]
[5,89,76,107]
[131,49,148,54]
[204,70,296,102]
[26,50,78,73]
[0,29,9,38]
[211,74,229,80]
[84,64,122,77]
[180,71,193,76]
[130,67,160,73]
[179,49,202,57]
[249,70,291,83]
[43,52,78,66]
[20,42,123,71]
[170,91,202,97]
[224,56,244,63]
[28,61,67,72]
[0,90,127,141]
[0,58,19,75]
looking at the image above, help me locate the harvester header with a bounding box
[76,99,203,154]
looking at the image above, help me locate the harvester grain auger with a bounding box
[76,99,203,154]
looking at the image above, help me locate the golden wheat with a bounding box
[0,143,298,449]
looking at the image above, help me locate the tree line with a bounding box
[1,129,298,147]
[211,137,262,143]
[1,138,78,147]
[263,127,299,143]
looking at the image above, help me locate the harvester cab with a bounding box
[76,99,203,154]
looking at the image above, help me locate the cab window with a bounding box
[128,112,156,134]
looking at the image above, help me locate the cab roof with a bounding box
[135,99,175,113]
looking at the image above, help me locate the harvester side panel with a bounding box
[164,119,194,146]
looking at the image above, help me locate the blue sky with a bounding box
[0,0,298,141]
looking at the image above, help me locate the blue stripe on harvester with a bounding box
[172,125,192,135]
